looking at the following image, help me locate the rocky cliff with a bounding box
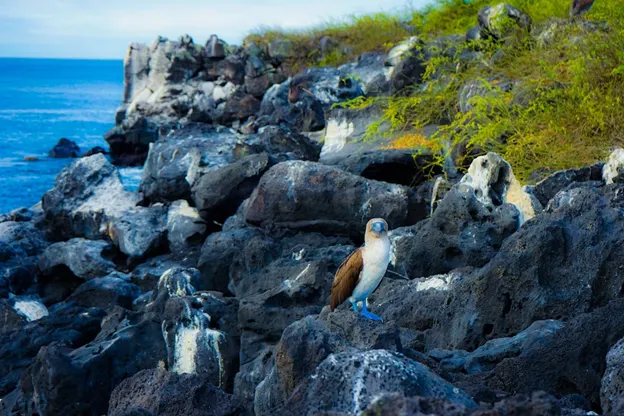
[2,2,624,416]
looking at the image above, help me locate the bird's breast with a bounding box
[352,238,391,300]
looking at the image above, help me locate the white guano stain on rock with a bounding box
[13,298,49,321]
[321,118,355,159]
[603,148,624,185]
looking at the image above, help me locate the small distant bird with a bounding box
[330,218,391,321]
[288,81,315,104]
[570,0,595,17]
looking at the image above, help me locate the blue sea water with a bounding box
[0,58,141,215]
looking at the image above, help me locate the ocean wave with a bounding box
[0,109,115,123]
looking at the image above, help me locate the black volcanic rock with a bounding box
[108,368,246,416]
[48,138,80,158]
[243,160,429,238]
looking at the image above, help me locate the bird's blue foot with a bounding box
[351,301,358,312]
[360,304,383,322]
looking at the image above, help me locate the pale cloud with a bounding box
[0,0,431,59]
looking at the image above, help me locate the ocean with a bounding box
[0,58,141,215]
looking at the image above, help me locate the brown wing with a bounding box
[330,248,363,311]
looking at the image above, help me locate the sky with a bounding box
[0,0,432,60]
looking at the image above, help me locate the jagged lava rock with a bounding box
[161,296,239,392]
[42,154,139,240]
[139,123,318,210]
[525,162,604,207]
[273,350,476,416]
[338,52,391,96]
[166,200,206,255]
[107,368,246,416]
[480,299,624,410]
[243,161,428,238]
[0,219,48,297]
[460,152,541,223]
[361,391,563,416]
[107,206,168,261]
[67,276,141,311]
[602,337,624,415]
[0,305,105,396]
[197,226,264,294]
[38,238,116,281]
[253,309,404,415]
[18,310,167,416]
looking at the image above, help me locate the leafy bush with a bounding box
[247,0,624,182]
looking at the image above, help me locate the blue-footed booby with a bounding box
[330,218,391,321]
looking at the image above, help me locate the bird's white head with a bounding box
[365,218,389,242]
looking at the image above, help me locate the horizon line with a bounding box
[0,56,124,61]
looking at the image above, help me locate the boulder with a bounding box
[108,368,245,416]
[253,309,404,414]
[390,181,520,280]
[214,89,261,125]
[480,300,624,409]
[42,154,139,240]
[161,296,239,392]
[107,206,168,261]
[0,220,48,267]
[525,162,603,207]
[105,116,165,166]
[0,207,37,223]
[67,276,141,311]
[0,305,105,396]
[477,3,532,40]
[533,17,609,48]
[272,350,476,415]
[191,153,271,228]
[130,254,200,293]
[139,124,245,203]
[48,138,80,158]
[38,238,117,281]
[18,311,167,416]
[384,37,427,94]
[140,123,317,206]
[338,52,391,96]
[0,299,27,333]
[205,34,227,60]
[166,200,206,255]
[0,259,39,299]
[602,337,624,415]
[459,152,541,223]
[289,68,363,106]
[236,240,353,336]
[603,148,624,185]
[243,161,428,238]
[361,391,563,416]
[147,267,201,315]
[197,226,264,295]
[430,319,565,375]
[379,180,624,353]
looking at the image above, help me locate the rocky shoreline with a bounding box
[1,3,624,416]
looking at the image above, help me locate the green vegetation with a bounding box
[247,0,624,182]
